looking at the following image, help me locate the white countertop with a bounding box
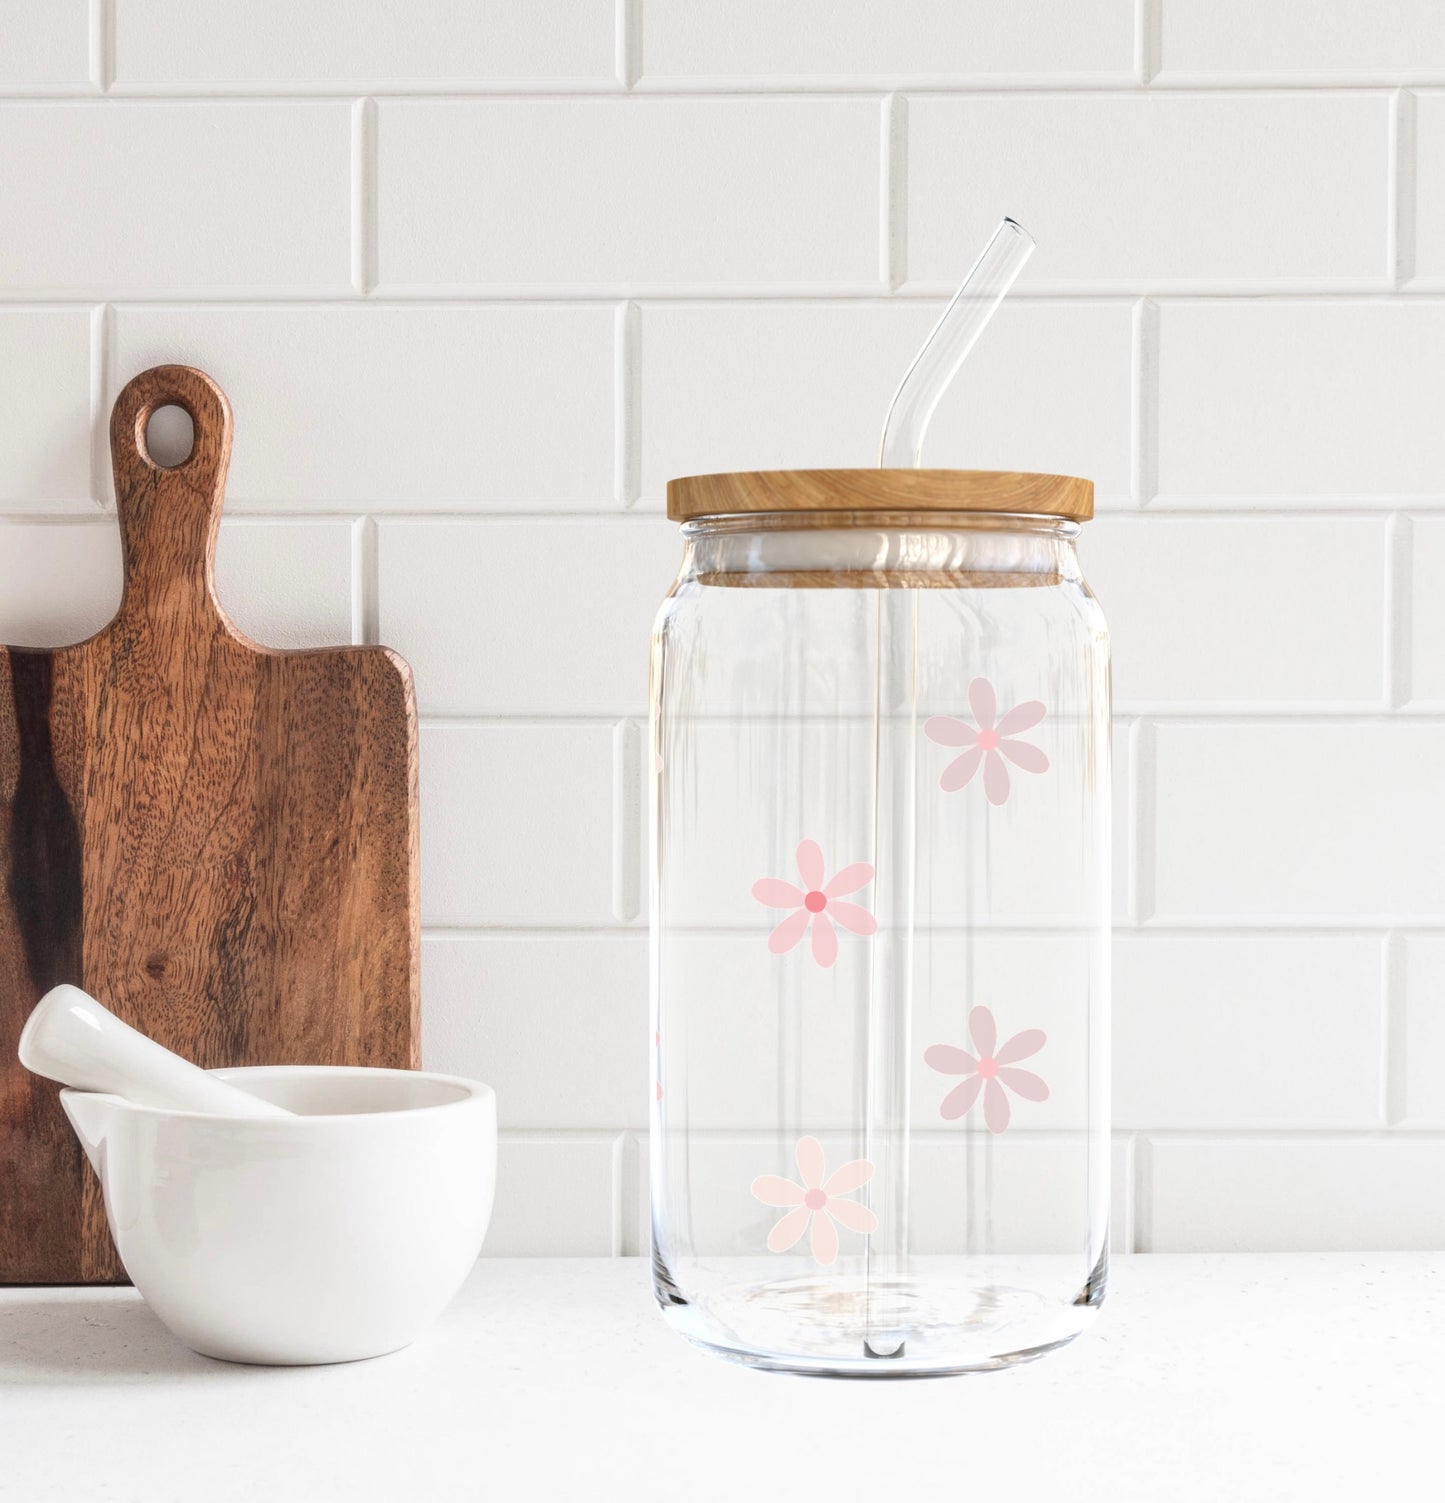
[1,1254,1439,1502]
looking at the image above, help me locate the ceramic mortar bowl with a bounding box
[62,1065,496,1366]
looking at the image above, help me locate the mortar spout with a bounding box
[60,1090,116,1177]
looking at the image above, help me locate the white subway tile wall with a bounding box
[108,305,616,506]
[111,0,619,90]
[0,4,1437,1255]
[0,518,354,648]
[1154,2,1445,82]
[0,5,90,92]
[1080,517,1390,709]
[375,98,884,293]
[905,94,1390,291]
[1155,301,1445,500]
[376,518,677,715]
[638,1,1138,85]
[0,103,353,295]
[0,310,94,504]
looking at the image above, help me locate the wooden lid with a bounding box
[666,469,1093,524]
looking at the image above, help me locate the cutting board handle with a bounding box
[110,365,234,626]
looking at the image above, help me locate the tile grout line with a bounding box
[349,517,364,644]
[1135,0,1160,87]
[615,0,642,90]
[1132,719,1157,925]
[5,287,1445,306]
[86,304,109,508]
[1122,718,1141,925]
[1383,931,1406,1126]
[1387,512,1412,709]
[609,1133,628,1256]
[614,301,641,507]
[358,516,379,645]
[611,719,642,923]
[617,1132,642,1256]
[1130,297,1159,505]
[1119,1134,1138,1252]
[1132,1136,1153,1253]
[1389,89,1418,289]
[87,0,114,92]
[350,98,379,295]
[6,81,1438,102]
[882,93,907,292]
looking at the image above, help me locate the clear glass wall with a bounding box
[650,511,1110,1376]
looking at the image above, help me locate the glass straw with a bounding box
[878,217,1036,469]
[864,217,1035,1357]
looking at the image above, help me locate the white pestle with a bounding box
[18,984,293,1118]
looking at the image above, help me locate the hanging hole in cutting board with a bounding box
[144,404,194,469]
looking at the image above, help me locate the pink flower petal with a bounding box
[751,1174,805,1207]
[923,1043,977,1075]
[940,746,984,792]
[823,1158,875,1196]
[969,677,997,730]
[826,1197,878,1234]
[768,908,811,954]
[767,1206,811,1253]
[824,862,874,898]
[996,700,1046,736]
[795,1135,826,1190]
[996,1028,1047,1064]
[828,900,877,936]
[924,715,976,748]
[810,1208,839,1266]
[811,912,838,968]
[969,1006,998,1058]
[753,878,805,908]
[999,1067,1049,1102]
[795,838,825,891]
[940,1075,984,1120]
[998,738,1049,774]
[983,1077,1011,1133]
[982,749,1011,805]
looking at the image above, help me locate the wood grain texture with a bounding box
[0,366,420,1285]
[666,469,1094,524]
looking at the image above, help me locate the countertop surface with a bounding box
[1,1254,1439,1502]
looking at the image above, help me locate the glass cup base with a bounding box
[660,1271,1098,1380]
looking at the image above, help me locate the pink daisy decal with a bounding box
[751,1136,878,1267]
[924,677,1048,806]
[923,1006,1048,1134]
[752,839,877,969]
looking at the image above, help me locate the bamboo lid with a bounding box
[666,469,1094,524]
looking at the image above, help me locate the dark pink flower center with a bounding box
[804,1188,828,1211]
[977,729,1000,751]
[977,1056,999,1079]
[804,890,827,913]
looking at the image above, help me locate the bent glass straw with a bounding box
[864,217,1035,1357]
[879,216,1037,468]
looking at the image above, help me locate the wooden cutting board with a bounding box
[0,365,420,1284]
